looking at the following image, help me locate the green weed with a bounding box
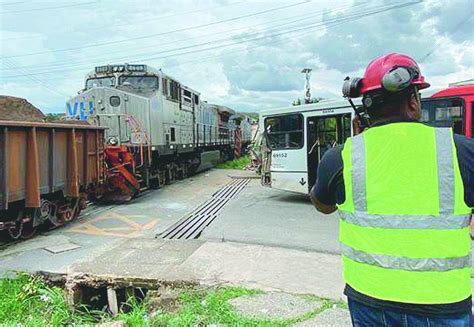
[0,273,145,327]
[217,155,251,169]
[0,273,99,326]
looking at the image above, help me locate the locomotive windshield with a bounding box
[119,75,158,89]
[421,98,464,134]
[86,76,115,89]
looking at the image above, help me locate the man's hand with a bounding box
[352,116,363,135]
[310,192,337,214]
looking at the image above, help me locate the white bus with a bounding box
[259,99,361,194]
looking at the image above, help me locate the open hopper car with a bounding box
[0,120,105,239]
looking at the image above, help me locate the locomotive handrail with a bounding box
[96,113,152,168]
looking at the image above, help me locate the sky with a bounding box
[0,0,472,113]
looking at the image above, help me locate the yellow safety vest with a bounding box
[338,123,472,304]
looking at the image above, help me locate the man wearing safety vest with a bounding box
[311,53,473,326]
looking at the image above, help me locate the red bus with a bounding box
[422,81,474,238]
[421,81,473,138]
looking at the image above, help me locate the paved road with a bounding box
[202,179,341,254]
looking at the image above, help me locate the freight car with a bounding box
[66,64,250,201]
[0,120,105,239]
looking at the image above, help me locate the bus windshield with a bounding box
[421,98,464,135]
[85,76,115,89]
[119,75,158,89]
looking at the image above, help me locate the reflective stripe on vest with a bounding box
[338,123,472,304]
[341,244,471,271]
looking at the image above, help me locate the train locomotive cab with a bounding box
[259,100,355,195]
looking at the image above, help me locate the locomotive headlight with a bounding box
[108,137,118,145]
[95,65,109,73]
[112,65,125,72]
[127,64,145,72]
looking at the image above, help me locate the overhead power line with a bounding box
[419,11,473,63]
[3,0,313,58]
[0,1,28,5]
[0,0,245,42]
[0,0,97,13]
[141,1,421,62]
[1,1,422,79]
[0,57,68,98]
[0,2,355,72]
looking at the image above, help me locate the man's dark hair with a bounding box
[365,87,416,122]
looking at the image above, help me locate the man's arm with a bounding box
[309,145,345,214]
[453,134,474,207]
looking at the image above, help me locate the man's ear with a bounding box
[407,93,421,119]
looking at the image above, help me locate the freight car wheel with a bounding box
[7,223,22,240]
[20,221,37,240]
[7,221,37,240]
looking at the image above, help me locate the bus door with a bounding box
[307,113,351,190]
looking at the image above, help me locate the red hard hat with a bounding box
[360,53,430,94]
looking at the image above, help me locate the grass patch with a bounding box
[0,274,345,327]
[0,273,146,326]
[0,273,101,326]
[217,155,251,169]
[151,287,335,327]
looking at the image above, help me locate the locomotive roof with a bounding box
[259,98,361,117]
[85,64,200,95]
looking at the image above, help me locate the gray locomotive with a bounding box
[66,64,252,200]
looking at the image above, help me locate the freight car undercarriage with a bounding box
[0,191,88,240]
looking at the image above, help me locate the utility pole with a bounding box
[301,68,312,104]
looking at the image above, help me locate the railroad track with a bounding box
[159,178,251,240]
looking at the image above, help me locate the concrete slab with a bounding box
[44,243,81,254]
[36,237,345,300]
[177,241,345,300]
[202,179,341,254]
[70,239,205,280]
[294,308,352,327]
[229,292,323,320]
